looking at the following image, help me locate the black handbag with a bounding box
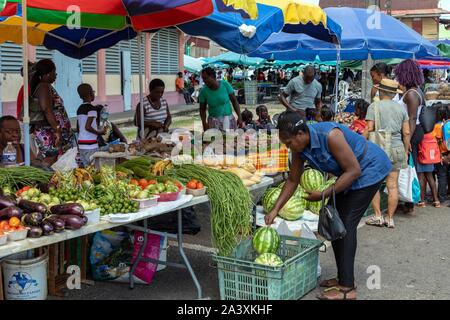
[318,185,347,241]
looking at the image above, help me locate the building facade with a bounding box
[0,28,189,118]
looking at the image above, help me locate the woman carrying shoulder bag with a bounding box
[265,111,392,300]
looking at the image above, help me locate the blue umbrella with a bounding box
[249,7,440,61]
[178,1,341,54]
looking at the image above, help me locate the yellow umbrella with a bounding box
[221,0,328,27]
[0,15,60,45]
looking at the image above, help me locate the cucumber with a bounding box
[115,166,133,176]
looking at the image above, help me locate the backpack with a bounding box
[418,133,441,164]
[419,105,437,134]
[442,120,450,152]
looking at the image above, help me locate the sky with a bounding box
[440,0,450,18]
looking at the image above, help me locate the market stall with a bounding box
[0,159,275,299]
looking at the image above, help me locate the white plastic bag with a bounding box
[397,156,421,203]
[51,147,79,173]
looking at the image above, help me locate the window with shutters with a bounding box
[82,54,98,74]
[130,37,146,75]
[105,45,121,74]
[151,29,179,75]
[0,42,23,73]
[36,46,54,61]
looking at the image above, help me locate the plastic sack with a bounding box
[397,156,421,203]
[131,232,162,284]
[90,230,132,281]
[51,147,79,172]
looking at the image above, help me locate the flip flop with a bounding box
[316,286,357,300]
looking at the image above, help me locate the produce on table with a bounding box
[90,184,139,215]
[50,203,85,217]
[0,195,17,209]
[262,187,306,221]
[186,179,204,190]
[117,157,157,180]
[152,159,174,176]
[18,199,47,214]
[0,166,53,191]
[168,164,253,256]
[252,227,281,255]
[300,169,325,192]
[0,206,23,220]
[254,253,284,267]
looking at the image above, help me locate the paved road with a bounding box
[55,199,450,300]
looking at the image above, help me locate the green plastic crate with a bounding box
[213,236,323,300]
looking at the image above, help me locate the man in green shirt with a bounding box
[199,68,243,131]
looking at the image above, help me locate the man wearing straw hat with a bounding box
[364,79,411,229]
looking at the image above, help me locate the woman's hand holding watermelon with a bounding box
[264,209,278,225]
[304,190,323,202]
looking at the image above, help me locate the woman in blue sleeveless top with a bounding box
[265,111,392,300]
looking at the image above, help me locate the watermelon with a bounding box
[254,253,283,267]
[278,196,305,221]
[300,169,325,191]
[321,176,337,192]
[307,200,322,215]
[262,188,281,213]
[252,227,281,255]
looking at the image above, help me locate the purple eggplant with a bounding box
[50,203,84,217]
[57,215,84,230]
[0,206,23,220]
[81,215,88,225]
[0,196,17,209]
[21,212,44,226]
[28,226,43,238]
[45,215,65,233]
[41,220,54,236]
[18,199,47,213]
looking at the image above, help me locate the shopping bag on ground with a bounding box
[397,156,421,203]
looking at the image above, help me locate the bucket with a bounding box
[2,251,48,300]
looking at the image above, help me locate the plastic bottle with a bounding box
[2,142,17,166]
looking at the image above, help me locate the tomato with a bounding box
[2,225,11,232]
[0,221,8,230]
[190,179,198,184]
[196,182,204,189]
[130,179,139,186]
[0,230,4,236]
[148,180,157,185]
[9,217,21,228]
[175,182,183,190]
[187,181,197,189]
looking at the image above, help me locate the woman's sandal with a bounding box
[316,286,357,300]
[433,201,441,208]
[319,278,357,289]
[365,216,384,227]
[417,202,426,208]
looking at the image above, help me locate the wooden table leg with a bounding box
[48,244,58,296]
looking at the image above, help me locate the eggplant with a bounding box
[28,226,43,238]
[81,215,88,225]
[0,195,17,209]
[41,220,54,236]
[50,203,84,217]
[18,199,47,213]
[0,206,23,220]
[45,215,65,233]
[57,215,84,230]
[21,212,44,226]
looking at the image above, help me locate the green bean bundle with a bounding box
[169,164,253,256]
[0,166,53,189]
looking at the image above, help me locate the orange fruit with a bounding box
[9,217,21,228]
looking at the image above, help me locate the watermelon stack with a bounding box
[300,169,325,191]
[252,227,281,255]
[254,253,283,267]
